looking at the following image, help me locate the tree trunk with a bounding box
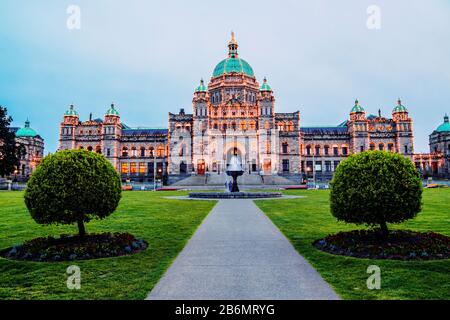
[77,219,86,237]
[380,221,389,239]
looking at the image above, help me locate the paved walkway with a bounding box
[147,199,339,300]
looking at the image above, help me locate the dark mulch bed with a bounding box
[313,229,450,260]
[0,232,148,262]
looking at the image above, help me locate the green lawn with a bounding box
[255,188,450,300]
[0,191,216,300]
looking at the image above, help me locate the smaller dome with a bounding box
[106,103,120,116]
[350,99,365,113]
[64,104,79,116]
[393,99,408,113]
[195,79,207,92]
[436,114,450,132]
[259,77,272,92]
[16,119,38,137]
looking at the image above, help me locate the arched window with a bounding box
[266,140,271,154]
[87,146,93,152]
[231,122,237,130]
[264,120,270,130]
[370,143,375,151]
[378,143,384,151]
[342,145,348,155]
[277,122,284,131]
[131,147,137,157]
[306,145,311,156]
[249,121,256,130]
[149,146,154,158]
[324,145,330,155]
[96,146,102,154]
[315,145,321,156]
[333,146,339,155]
[140,147,145,157]
[240,121,247,130]
[122,147,128,157]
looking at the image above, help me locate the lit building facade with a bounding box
[10,119,44,179]
[58,33,419,183]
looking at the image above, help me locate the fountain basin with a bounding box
[189,192,283,199]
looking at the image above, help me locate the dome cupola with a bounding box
[212,32,255,78]
[64,104,79,117]
[350,99,365,113]
[259,77,272,92]
[393,98,408,113]
[16,119,38,137]
[195,79,207,92]
[105,103,120,117]
[436,114,450,132]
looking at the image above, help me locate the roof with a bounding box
[16,119,38,137]
[122,128,169,136]
[301,126,348,134]
[436,114,450,133]
[259,77,272,91]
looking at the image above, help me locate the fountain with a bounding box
[188,147,282,199]
[226,148,244,192]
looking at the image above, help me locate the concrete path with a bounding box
[147,199,339,300]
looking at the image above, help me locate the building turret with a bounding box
[392,99,414,156]
[348,99,369,153]
[103,103,122,169]
[60,104,79,150]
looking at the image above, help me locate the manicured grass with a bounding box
[0,191,216,300]
[255,188,450,300]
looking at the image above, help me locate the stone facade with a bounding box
[10,119,44,180]
[58,33,422,183]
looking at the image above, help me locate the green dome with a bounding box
[213,57,254,77]
[16,119,38,137]
[212,32,255,78]
[64,104,79,116]
[106,103,120,116]
[259,77,272,91]
[393,99,408,112]
[350,99,365,113]
[195,79,207,92]
[436,114,450,132]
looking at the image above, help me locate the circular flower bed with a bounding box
[313,230,450,260]
[0,232,148,262]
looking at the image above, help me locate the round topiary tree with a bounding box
[24,149,122,236]
[330,151,422,237]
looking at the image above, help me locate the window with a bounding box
[156,145,164,157]
[360,146,364,153]
[264,120,269,129]
[87,146,93,151]
[149,147,154,157]
[282,142,289,154]
[282,159,290,172]
[249,121,256,130]
[315,145,320,156]
[388,143,394,152]
[324,145,329,155]
[130,162,137,174]
[131,147,137,157]
[404,145,408,154]
[122,147,128,157]
[333,147,339,156]
[121,163,129,174]
[333,161,340,171]
[306,145,311,156]
[140,147,145,157]
[370,143,375,151]
[266,141,271,154]
[325,161,332,172]
[107,148,111,157]
[240,121,247,130]
[342,147,348,155]
[139,163,146,174]
[378,143,384,151]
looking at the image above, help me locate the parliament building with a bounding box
[58,33,449,183]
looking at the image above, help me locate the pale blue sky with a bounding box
[1,0,449,152]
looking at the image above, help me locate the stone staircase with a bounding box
[171,175,206,186]
[170,173,299,186]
